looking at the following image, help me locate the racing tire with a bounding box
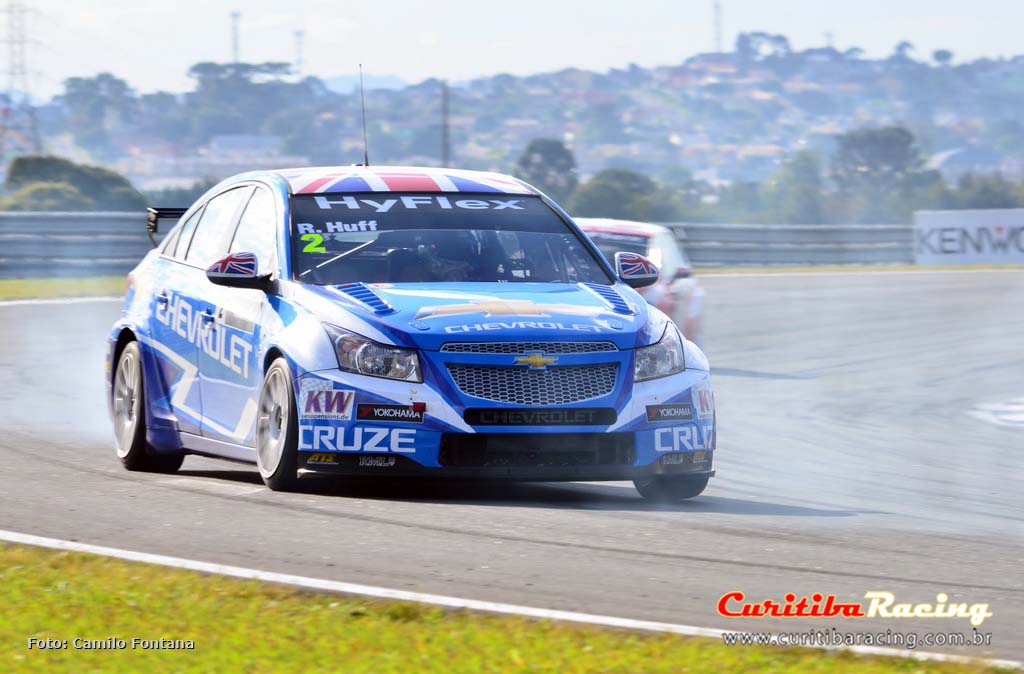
[256,358,300,492]
[113,341,184,473]
[633,475,709,502]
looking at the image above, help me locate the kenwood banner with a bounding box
[914,209,1024,264]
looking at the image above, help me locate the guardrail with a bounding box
[0,212,914,279]
[664,223,913,266]
[0,212,158,278]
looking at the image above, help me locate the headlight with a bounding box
[634,324,686,381]
[323,324,422,382]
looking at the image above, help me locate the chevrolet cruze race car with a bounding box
[107,166,716,500]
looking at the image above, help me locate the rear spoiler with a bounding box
[146,207,188,247]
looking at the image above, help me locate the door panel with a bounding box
[197,286,263,445]
[198,186,276,446]
[149,261,208,436]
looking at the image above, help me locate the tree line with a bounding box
[515,127,1024,224]
[4,124,1023,221]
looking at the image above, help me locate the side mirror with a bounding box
[206,252,270,290]
[614,252,659,289]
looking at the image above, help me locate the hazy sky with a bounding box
[23,0,1023,98]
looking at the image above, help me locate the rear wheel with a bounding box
[113,341,184,473]
[256,358,300,491]
[633,474,709,502]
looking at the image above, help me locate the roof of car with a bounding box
[272,165,536,195]
[573,218,669,237]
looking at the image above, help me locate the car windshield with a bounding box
[583,232,650,262]
[290,193,611,285]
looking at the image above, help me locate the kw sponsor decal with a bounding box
[655,425,714,451]
[299,426,417,453]
[416,298,607,321]
[356,403,426,423]
[305,453,337,465]
[299,380,355,421]
[311,195,524,212]
[717,591,993,627]
[154,292,253,378]
[647,404,694,422]
[515,352,558,370]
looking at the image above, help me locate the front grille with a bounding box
[439,433,635,468]
[446,364,618,405]
[440,341,618,354]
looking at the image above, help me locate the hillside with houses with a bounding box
[19,33,1024,193]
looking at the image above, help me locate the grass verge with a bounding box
[0,276,125,300]
[0,543,1010,673]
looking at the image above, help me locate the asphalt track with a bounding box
[1,270,1022,660]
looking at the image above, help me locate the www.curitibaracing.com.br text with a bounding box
[721,628,994,650]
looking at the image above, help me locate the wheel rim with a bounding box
[257,368,290,478]
[113,347,141,458]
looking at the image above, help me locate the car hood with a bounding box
[292,282,666,351]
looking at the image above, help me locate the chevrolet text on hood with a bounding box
[107,166,716,501]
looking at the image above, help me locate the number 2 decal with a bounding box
[301,233,327,253]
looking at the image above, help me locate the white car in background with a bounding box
[576,218,705,346]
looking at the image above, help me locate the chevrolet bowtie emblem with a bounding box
[515,352,558,370]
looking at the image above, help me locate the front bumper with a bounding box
[299,447,715,481]
[293,364,716,482]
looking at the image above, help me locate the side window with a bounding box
[171,208,203,260]
[229,187,278,274]
[185,187,252,268]
[160,227,181,256]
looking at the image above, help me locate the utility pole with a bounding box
[713,0,723,53]
[0,0,40,163]
[230,11,241,63]
[440,80,451,168]
[294,29,304,77]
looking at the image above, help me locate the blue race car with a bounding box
[107,166,715,500]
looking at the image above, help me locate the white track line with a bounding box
[0,295,122,307]
[1,529,1018,669]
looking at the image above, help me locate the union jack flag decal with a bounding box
[207,252,258,277]
[615,252,658,278]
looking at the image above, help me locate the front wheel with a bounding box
[256,358,300,491]
[633,475,709,502]
[112,341,184,473]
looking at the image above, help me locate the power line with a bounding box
[1,0,40,163]
[294,29,304,77]
[230,11,239,62]
[441,80,450,168]
[713,0,723,53]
